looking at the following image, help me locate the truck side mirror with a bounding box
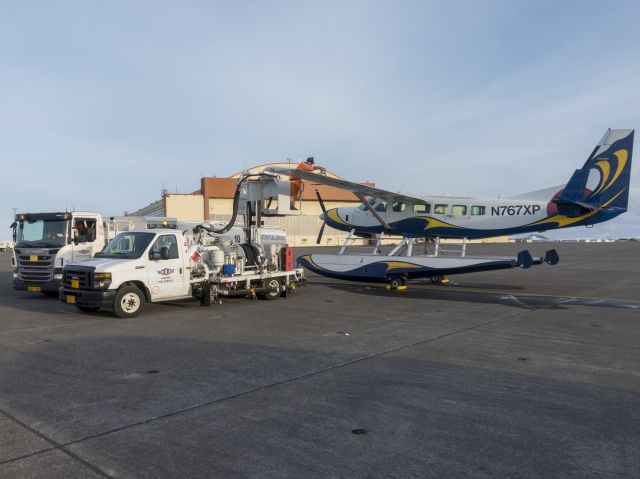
[72,229,79,246]
[160,246,170,260]
[10,222,17,243]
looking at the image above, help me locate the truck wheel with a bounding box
[200,283,212,306]
[113,285,145,318]
[260,278,281,300]
[76,306,100,313]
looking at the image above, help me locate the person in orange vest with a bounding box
[290,157,326,210]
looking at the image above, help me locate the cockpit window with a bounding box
[358,198,377,211]
[374,201,387,212]
[392,202,406,212]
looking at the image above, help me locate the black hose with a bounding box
[196,175,257,235]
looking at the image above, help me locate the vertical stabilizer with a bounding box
[556,129,634,213]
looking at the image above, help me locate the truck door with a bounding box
[146,234,189,300]
[71,216,100,263]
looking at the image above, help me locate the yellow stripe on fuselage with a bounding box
[528,188,626,228]
[383,261,422,270]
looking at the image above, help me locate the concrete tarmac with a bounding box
[0,242,639,478]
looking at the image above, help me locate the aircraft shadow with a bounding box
[322,283,640,311]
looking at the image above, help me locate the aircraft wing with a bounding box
[266,167,426,204]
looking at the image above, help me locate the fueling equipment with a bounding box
[58,171,307,317]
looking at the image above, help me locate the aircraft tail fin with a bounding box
[553,129,634,215]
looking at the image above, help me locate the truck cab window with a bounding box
[16,219,68,248]
[150,235,179,260]
[74,219,97,242]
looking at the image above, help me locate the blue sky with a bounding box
[1,0,639,240]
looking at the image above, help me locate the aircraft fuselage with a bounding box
[322,195,621,239]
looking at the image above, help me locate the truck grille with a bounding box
[16,249,55,282]
[64,268,94,289]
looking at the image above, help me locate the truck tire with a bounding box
[260,278,281,300]
[113,285,145,318]
[76,306,100,313]
[200,283,212,306]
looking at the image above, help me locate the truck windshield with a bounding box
[16,220,69,248]
[96,232,155,259]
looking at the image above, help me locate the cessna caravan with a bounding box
[267,128,633,287]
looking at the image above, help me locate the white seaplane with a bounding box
[268,129,634,288]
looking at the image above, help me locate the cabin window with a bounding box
[452,205,467,216]
[374,201,387,212]
[392,202,406,212]
[413,203,431,213]
[434,204,448,215]
[471,205,486,216]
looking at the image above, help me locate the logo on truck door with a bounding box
[157,268,175,276]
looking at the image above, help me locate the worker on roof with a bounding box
[290,157,326,210]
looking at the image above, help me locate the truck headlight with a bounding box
[54,274,63,280]
[13,273,19,279]
[93,272,112,289]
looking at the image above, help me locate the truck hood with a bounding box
[66,257,143,272]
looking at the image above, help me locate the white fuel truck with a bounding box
[58,226,304,317]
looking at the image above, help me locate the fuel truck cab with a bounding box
[11,212,104,294]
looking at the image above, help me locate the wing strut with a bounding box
[355,193,391,230]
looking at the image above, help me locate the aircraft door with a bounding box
[146,234,188,299]
[390,201,408,222]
